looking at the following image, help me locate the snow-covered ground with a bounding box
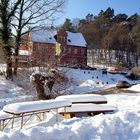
[0,68,140,140]
[65,68,140,94]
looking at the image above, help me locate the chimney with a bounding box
[56,28,67,45]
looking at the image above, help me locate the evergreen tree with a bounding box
[61,18,74,32]
[114,13,128,23]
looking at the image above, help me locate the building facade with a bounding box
[19,28,87,67]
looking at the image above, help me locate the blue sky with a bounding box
[55,0,140,25]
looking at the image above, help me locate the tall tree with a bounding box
[97,7,114,20]
[0,0,21,79]
[131,21,140,66]
[127,13,140,27]
[113,13,128,23]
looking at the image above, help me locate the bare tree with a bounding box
[0,0,22,79]
[11,0,67,75]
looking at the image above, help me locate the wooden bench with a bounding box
[58,103,115,118]
[1,99,72,130]
[56,94,114,118]
[56,94,107,104]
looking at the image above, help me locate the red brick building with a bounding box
[19,28,87,67]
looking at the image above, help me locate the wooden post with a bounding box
[56,109,58,122]
[0,120,1,131]
[11,115,15,128]
[2,120,5,130]
[21,114,24,129]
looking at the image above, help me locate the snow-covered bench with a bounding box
[58,104,115,118]
[1,99,72,130]
[56,94,114,118]
[56,94,107,104]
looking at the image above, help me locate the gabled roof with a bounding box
[30,28,87,47]
[66,31,87,47]
[31,28,57,44]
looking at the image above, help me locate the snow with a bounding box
[0,76,34,110]
[0,68,140,140]
[3,99,72,114]
[128,84,140,92]
[19,50,30,56]
[105,93,140,111]
[0,110,12,119]
[31,28,57,44]
[67,31,87,47]
[65,68,140,94]
[56,94,107,103]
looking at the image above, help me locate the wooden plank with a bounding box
[72,100,107,104]
[60,109,114,118]
[60,109,114,115]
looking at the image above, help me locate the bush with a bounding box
[131,67,140,77]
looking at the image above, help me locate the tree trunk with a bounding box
[13,45,19,75]
[34,83,51,100]
[3,46,13,80]
[6,55,13,80]
[31,73,53,100]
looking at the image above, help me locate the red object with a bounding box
[19,44,28,51]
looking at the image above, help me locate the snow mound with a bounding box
[0,111,139,140]
[128,84,140,92]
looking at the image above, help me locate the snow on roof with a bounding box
[56,94,107,103]
[3,99,72,114]
[19,50,30,56]
[66,31,87,47]
[31,28,57,44]
[30,28,87,47]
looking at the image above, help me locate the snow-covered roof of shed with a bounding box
[30,28,87,47]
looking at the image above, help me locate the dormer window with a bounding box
[68,39,71,42]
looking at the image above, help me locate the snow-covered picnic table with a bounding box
[0,94,115,130]
[56,94,114,118]
[1,99,72,130]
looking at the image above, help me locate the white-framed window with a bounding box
[74,48,78,54]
